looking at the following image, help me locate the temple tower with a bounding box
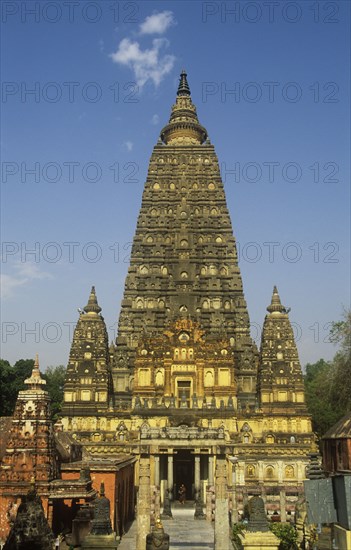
[0,355,57,540]
[62,287,113,428]
[258,286,306,411]
[112,70,258,407]
[60,71,315,522]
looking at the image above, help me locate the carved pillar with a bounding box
[136,457,151,550]
[164,361,171,395]
[197,360,204,397]
[214,456,230,550]
[258,461,264,483]
[208,456,214,485]
[231,461,238,524]
[154,456,160,487]
[167,455,173,499]
[280,489,286,522]
[207,455,215,519]
[194,456,200,492]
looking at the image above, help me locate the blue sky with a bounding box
[1,0,350,369]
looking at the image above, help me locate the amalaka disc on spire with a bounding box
[84,286,102,314]
[160,70,207,145]
[267,286,286,314]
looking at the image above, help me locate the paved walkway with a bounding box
[118,501,215,549]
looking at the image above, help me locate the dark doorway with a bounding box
[174,449,194,500]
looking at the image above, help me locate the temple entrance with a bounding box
[174,449,194,500]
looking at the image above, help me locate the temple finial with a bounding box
[177,69,191,97]
[160,69,207,145]
[24,354,46,388]
[267,286,285,314]
[34,353,40,372]
[84,286,102,314]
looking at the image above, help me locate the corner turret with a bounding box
[258,287,306,411]
[62,287,113,426]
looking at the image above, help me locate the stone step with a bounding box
[118,504,216,550]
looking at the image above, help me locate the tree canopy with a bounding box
[304,310,351,437]
[0,359,34,416]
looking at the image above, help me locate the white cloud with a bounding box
[123,140,133,152]
[139,11,175,35]
[151,114,160,125]
[110,37,175,89]
[0,273,27,299]
[0,262,52,300]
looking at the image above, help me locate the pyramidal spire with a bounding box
[267,286,286,314]
[84,286,102,314]
[160,69,207,145]
[24,354,47,388]
[34,353,40,373]
[177,69,191,96]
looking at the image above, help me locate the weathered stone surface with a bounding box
[81,482,119,549]
[90,482,113,535]
[146,518,170,550]
[247,496,269,532]
[136,458,151,550]
[3,487,54,550]
[214,457,230,550]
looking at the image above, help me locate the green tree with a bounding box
[43,365,66,420]
[0,359,34,416]
[329,310,351,412]
[0,359,12,416]
[304,310,351,436]
[304,359,344,436]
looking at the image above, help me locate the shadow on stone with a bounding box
[3,484,54,550]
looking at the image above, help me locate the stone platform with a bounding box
[119,501,215,550]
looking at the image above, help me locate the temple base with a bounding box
[81,533,119,549]
[239,530,280,550]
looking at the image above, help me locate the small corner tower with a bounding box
[258,286,306,411]
[0,355,57,541]
[0,354,57,488]
[62,287,112,428]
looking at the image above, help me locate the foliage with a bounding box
[269,523,298,550]
[328,310,351,412]
[0,359,65,420]
[42,365,66,420]
[304,310,351,437]
[304,359,344,436]
[0,359,33,416]
[231,522,246,549]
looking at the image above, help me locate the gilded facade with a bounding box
[61,71,315,521]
